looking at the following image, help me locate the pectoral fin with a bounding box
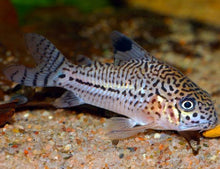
[105,117,149,139]
[54,91,84,108]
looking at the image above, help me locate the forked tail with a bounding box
[4,33,69,87]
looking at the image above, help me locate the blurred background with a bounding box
[5,0,220,25]
[0,0,219,62]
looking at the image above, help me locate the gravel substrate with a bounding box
[0,109,219,168]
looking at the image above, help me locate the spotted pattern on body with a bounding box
[4,31,218,139]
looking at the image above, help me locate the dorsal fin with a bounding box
[110,31,157,66]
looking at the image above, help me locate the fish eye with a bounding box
[180,98,196,112]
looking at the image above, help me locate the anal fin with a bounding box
[54,91,84,108]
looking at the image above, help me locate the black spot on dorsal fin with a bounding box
[110,31,158,66]
[113,35,132,52]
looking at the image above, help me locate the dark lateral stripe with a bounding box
[108,87,120,94]
[76,79,93,86]
[20,67,27,84]
[94,84,100,88]
[101,86,106,91]
[75,78,109,92]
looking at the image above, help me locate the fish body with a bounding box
[4,31,218,139]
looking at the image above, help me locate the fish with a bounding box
[3,31,218,139]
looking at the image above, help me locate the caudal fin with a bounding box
[4,33,68,87]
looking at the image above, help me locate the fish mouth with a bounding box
[179,122,214,131]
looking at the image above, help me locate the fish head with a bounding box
[174,79,218,131]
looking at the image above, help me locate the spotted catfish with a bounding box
[4,31,218,139]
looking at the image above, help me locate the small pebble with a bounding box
[33,149,41,155]
[127,147,137,152]
[23,113,29,118]
[64,144,72,151]
[48,115,53,120]
[63,153,73,159]
[209,155,217,161]
[154,133,161,139]
[42,111,50,116]
[119,153,124,159]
